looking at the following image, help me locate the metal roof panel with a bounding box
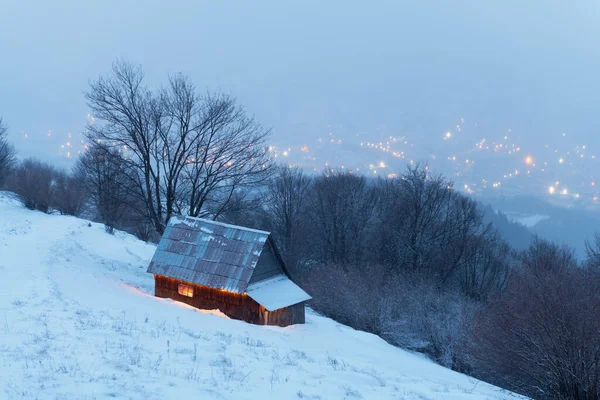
[147,216,271,293]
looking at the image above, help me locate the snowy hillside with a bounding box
[0,192,523,399]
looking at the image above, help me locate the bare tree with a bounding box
[74,143,132,233]
[371,165,504,292]
[308,170,377,267]
[458,230,514,300]
[0,118,17,187]
[470,261,600,399]
[182,93,273,220]
[85,61,164,233]
[275,163,516,370]
[521,235,578,275]
[266,165,312,267]
[432,193,488,285]
[585,232,600,270]
[84,61,272,235]
[395,165,454,274]
[214,188,265,228]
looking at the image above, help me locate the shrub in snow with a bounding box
[51,171,87,216]
[8,158,56,213]
[469,238,600,399]
[0,117,17,188]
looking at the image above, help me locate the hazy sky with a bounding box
[1,0,599,169]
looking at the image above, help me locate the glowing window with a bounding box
[178,284,194,297]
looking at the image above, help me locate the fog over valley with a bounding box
[2,1,600,208]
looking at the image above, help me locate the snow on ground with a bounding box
[0,192,525,399]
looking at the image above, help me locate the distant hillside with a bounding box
[480,194,600,259]
[479,203,532,250]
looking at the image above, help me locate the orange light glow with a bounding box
[178,284,194,297]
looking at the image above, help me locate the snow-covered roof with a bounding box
[170,215,270,235]
[246,275,312,311]
[147,216,270,293]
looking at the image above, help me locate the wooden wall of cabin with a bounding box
[262,301,305,326]
[154,275,305,327]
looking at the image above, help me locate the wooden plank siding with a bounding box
[154,275,305,326]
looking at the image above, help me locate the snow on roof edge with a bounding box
[170,215,271,235]
[246,275,312,312]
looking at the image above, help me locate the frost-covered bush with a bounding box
[8,158,56,213]
[380,275,478,369]
[0,118,17,188]
[302,264,477,369]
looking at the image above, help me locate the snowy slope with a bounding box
[0,192,524,400]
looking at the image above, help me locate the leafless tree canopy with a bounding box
[470,238,599,399]
[266,165,312,267]
[84,60,273,235]
[259,164,514,369]
[74,143,132,233]
[521,235,578,274]
[585,232,600,270]
[308,170,376,268]
[262,164,599,393]
[374,166,496,286]
[0,117,17,187]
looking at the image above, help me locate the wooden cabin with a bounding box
[147,216,311,326]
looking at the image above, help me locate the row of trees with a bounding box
[0,120,103,219]
[469,240,600,399]
[254,166,600,399]
[8,158,85,215]
[252,166,512,363]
